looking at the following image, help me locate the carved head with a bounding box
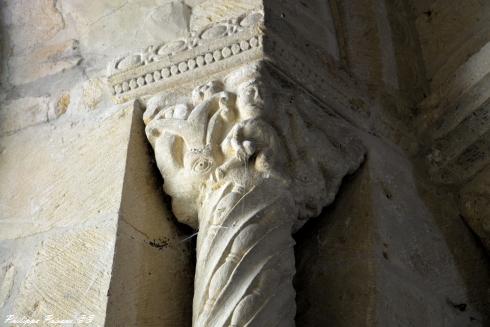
[192,81,223,106]
[155,136,217,229]
[237,79,262,108]
[145,84,227,229]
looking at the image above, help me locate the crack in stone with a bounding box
[88,1,130,27]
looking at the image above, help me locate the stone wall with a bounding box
[407,0,490,253]
[0,1,488,326]
[0,1,201,325]
[0,104,133,325]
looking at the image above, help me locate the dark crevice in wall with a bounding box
[294,163,372,327]
[150,145,198,270]
[328,0,350,70]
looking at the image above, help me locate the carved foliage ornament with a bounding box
[143,62,365,326]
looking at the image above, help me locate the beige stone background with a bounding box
[0,1,221,326]
[0,0,489,326]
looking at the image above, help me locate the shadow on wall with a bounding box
[105,104,195,327]
[294,163,375,327]
[412,166,490,324]
[294,135,490,326]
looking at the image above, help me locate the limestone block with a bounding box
[0,1,83,88]
[143,2,191,42]
[1,0,64,56]
[420,41,490,119]
[12,224,117,327]
[416,39,490,185]
[59,0,191,72]
[0,104,139,324]
[0,263,15,308]
[0,97,50,135]
[332,0,383,86]
[0,103,194,325]
[7,40,82,86]
[0,107,133,241]
[106,103,194,326]
[54,77,113,117]
[184,0,206,7]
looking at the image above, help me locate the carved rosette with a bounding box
[107,11,265,103]
[143,62,366,326]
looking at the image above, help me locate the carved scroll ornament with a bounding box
[143,62,365,326]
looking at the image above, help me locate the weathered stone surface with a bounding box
[1,0,65,56]
[0,97,50,135]
[414,0,490,89]
[80,79,104,110]
[143,2,191,42]
[295,134,490,326]
[0,105,136,323]
[0,0,489,326]
[106,9,264,103]
[8,40,81,86]
[184,0,206,7]
[106,103,194,326]
[409,0,490,253]
[265,0,339,60]
[0,108,132,241]
[0,264,15,308]
[0,0,195,94]
[190,0,261,31]
[295,163,376,327]
[12,224,116,326]
[459,167,490,251]
[0,103,194,324]
[59,0,192,74]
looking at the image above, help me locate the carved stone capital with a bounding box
[105,6,372,132]
[142,62,366,326]
[106,5,368,326]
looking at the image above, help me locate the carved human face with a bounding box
[237,80,263,109]
[192,81,223,106]
[146,80,229,228]
[152,136,216,229]
[147,92,222,229]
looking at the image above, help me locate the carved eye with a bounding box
[246,88,255,97]
[192,157,213,173]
